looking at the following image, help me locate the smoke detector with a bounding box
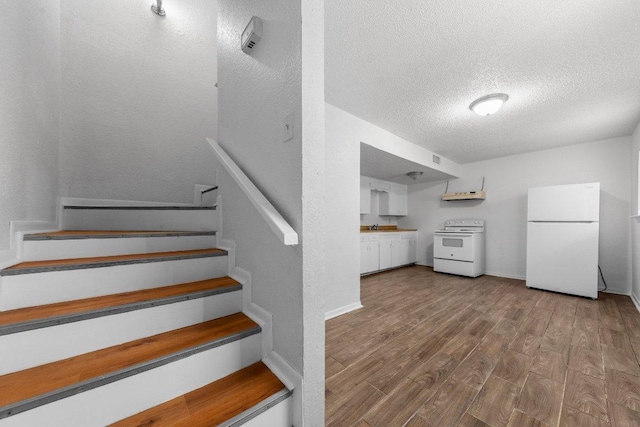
[241,16,263,54]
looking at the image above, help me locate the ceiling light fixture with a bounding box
[151,0,165,16]
[469,93,509,116]
[406,171,423,180]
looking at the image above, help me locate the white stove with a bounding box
[434,219,485,277]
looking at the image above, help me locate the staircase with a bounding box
[0,204,292,426]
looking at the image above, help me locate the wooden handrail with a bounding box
[206,138,299,246]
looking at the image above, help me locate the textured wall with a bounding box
[0,2,60,253]
[325,104,361,316]
[59,0,218,203]
[218,0,325,424]
[400,137,632,294]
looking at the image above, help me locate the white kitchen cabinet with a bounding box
[390,239,402,267]
[379,183,408,216]
[402,232,417,265]
[379,239,392,270]
[361,232,416,275]
[360,176,371,214]
[360,235,379,274]
[409,238,417,264]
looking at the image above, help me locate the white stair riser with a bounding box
[22,234,217,261]
[235,397,292,427]
[0,333,262,427]
[61,209,217,231]
[0,256,227,310]
[0,291,241,375]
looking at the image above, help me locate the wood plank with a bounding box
[530,348,567,383]
[602,344,640,377]
[605,368,640,413]
[608,401,640,427]
[457,413,491,427]
[325,382,384,427]
[111,362,285,426]
[468,375,519,427]
[409,352,459,390]
[568,346,604,380]
[563,370,608,421]
[418,379,479,427]
[516,372,563,426]
[559,406,610,427]
[507,410,551,427]
[491,350,535,388]
[362,378,435,427]
[0,277,239,328]
[509,331,542,356]
[0,313,257,408]
[450,350,497,390]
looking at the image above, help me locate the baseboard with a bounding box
[0,220,58,268]
[325,302,363,320]
[602,287,631,296]
[631,291,640,313]
[263,350,302,427]
[485,271,526,280]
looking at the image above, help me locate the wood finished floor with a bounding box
[325,266,640,427]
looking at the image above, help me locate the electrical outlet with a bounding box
[283,112,294,142]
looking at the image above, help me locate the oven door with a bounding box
[434,232,474,262]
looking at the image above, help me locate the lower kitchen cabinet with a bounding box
[360,235,380,274]
[361,231,417,275]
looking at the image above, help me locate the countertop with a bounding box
[360,228,417,233]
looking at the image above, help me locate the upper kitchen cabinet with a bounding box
[379,182,408,216]
[360,176,371,214]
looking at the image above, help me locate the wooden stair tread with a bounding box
[1,248,225,275]
[0,313,259,409]
[111,362,288,427]
[25,230,215,240]
[0,277,240,330]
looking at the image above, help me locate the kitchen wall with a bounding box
[0,2,60,257]
[59,0,218,204]
[631,121,640,306]
[400,136,632,294]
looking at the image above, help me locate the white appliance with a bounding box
[526,182,600,299]
[434,219,485,277]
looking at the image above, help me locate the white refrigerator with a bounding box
[526,183,600,299]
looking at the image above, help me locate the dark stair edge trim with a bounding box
[0,325,262,420]
[222,388,293,427]
[0,283,243,336]
[0,250,228,276]
[24,231,217,241]
[63,206,216,210]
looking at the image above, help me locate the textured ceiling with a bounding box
[360,143,456,184]
[326,0,640,164]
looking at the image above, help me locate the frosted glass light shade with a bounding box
[469,93,509,116]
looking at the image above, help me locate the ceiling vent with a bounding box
[432,155,441,165]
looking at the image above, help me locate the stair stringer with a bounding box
[216,233,302,426]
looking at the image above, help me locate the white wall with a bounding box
[59,0,218,204]
[400,137,632,294]
[325,105,362,318]
[218,0,325,424]
[0,2,60,254]
[630,121,640,305]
